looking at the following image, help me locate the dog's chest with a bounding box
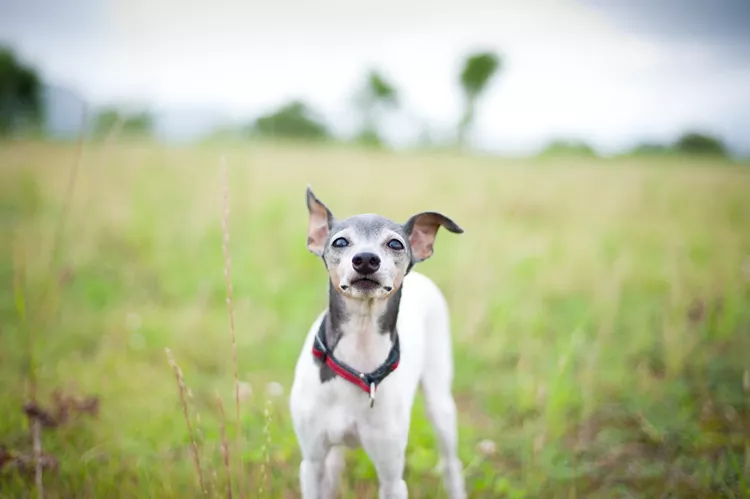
[319,402,361,447]
[333,329,393,374]
[317,333,393,445]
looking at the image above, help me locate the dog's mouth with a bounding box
[349,277,381,291]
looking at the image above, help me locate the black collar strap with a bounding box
[312,317,400,407]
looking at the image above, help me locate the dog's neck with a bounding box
[317,280,401,382]
[327,280,401,343]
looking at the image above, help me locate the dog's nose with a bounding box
[352,252,380,275]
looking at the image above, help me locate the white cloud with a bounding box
[5,0,749,153]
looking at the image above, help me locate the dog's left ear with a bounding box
[403,211,463,263]
[306,186,335,256]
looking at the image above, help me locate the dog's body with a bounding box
[289,188,466,499]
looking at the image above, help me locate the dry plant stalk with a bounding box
[22,106,88,418]
[165,348,207,496]
[744,368,750,475]
[37,106,88,318]
[12,242,34,399]
[220,157,243,494]
[26,111,89,499]
[216,394,233,499]
[102,113,126,146]
[32,419,42,499]
[13,217,43,499]
[259,399,272,497]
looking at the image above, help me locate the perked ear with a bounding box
[403,211,463,263]
[306,186,335,256]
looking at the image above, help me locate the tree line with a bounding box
[0,45,733,158]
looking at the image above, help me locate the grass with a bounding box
[1,139,749,498]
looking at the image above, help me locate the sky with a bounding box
[1,0,749,155]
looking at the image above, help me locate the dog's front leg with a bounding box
[299,457,326,499]
[294,419,329,498]
[291,383,330,498]
[361,429,408,499]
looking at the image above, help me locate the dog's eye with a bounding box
[332,237,349,248]
[387,239,404,251]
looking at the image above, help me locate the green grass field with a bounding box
[1,140,749,498]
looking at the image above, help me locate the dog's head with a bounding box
[305,186,463,300]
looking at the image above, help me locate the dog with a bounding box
[289,187,467,499]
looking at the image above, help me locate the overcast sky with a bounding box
[1,0,749,154]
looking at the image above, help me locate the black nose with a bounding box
[352,252,380,275]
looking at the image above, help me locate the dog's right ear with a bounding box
[403,211,463,263]
[306,186,335,256]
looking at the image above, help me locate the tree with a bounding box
[629,142,671,156]
[539,139,597,158]
[92,108,153,138]
[354,70,399,147]
[457,51,501,147]
[92,109,120,137]
[251,100,329,141]
[123,111,152,135]
[0,46,43,135]
[673,131,727,157]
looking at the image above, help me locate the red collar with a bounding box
[312,317,400,407]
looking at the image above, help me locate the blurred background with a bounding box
[1,0,749,497]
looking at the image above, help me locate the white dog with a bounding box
[289,187,467,499]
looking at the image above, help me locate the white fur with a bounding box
[289,271,466,499]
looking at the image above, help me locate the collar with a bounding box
[312,316,400,407]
